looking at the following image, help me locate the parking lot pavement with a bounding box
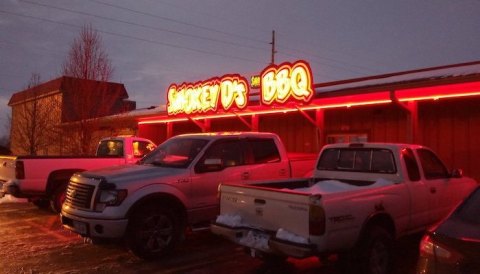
[0,201,420,274]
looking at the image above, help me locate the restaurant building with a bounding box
[134,60,480,181]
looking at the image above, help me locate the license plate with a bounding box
[72,220,88,235]
[240,230,270,252]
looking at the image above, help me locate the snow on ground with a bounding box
[0,194,27,204]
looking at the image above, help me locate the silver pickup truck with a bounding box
[60,132,316,260]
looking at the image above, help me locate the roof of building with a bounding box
[8,76,128,106]
[315,60,480,94]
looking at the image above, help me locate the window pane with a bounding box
[318,148,395,174]
[337,150,355,169]
[97,140,124,156]
[317,149,338,170]
[402,148,420,181]
[204,141,244,167]
[371,150,396,173]
[249,139,280,164]
[141,138,208,168]
[133,141,156,158]
[417,149,449,179]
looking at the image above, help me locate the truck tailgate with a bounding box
[218,182,316,238]
[0,156,17,196]
[0,156,17,181]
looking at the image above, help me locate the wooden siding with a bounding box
[259,113,319,153]
[324,105,408,143]
[417,97,480,181]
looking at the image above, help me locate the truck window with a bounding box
[140,138,208,168]
[402,148,421,181]
[247,138,281,164]
[202,140,245,167]
[97,140,124,157]
[133,141,156,158]
[317,148,396,174]
[371,150,395,173]
[416,148,449,179]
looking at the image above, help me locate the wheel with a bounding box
[356,226,393,274]
[127,203,182,260]
[49,183,67,213]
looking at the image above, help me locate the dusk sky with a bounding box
[1,0,480,138]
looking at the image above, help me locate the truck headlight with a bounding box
[94,181,127,211]
[99,189,128,205]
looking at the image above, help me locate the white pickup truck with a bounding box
[0,136,156,212]
[211,143,477,274]
[60,132,315,260]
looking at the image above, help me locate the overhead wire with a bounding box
[88,0,270,45]
[21,0,269,53]
[143,0,380,76]
[83,0,374,77]
[0,9,263,65]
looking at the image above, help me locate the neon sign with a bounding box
[167,75,249,115]
[261,60,314,105]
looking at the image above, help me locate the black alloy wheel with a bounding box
[128,204,181,260]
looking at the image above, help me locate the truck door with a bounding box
[402,148,432,230]
[416,148,456,223]
[190,139,248,222]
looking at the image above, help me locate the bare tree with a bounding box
[0,113,11,154]
[62,24,113,81]
[61,24,117,155]
[9,73,61,155]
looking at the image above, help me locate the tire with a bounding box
[356,226,393,274]
[49,183,67,213]
[127,203,182,260]
[32,198,50,210]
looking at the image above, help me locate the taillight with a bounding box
[309,195,325,236]
[15,161,25,179]
[419,234,463,264]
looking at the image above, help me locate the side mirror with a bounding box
[451,168,463,178]
[196,158,223,173]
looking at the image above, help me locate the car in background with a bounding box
[417,186,480,274]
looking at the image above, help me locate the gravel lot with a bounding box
[0,197,420,274]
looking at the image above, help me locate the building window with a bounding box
[326,133,368,144]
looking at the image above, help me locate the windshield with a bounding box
[139,138,209,168]
[455,187,480,224]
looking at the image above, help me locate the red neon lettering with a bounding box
[261,60,314,105]
[167,75,248,115]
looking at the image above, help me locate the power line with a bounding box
[41,0,372,77]
[21,0,269,53]
[0,9,263,65]
[92,0,366,75]
[89,0,270,45]
[96,0,380,77]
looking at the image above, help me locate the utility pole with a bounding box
[270,30,277,65]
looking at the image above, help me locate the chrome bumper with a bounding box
[210,223,316,258]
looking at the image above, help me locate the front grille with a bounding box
[64,181,95,210]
